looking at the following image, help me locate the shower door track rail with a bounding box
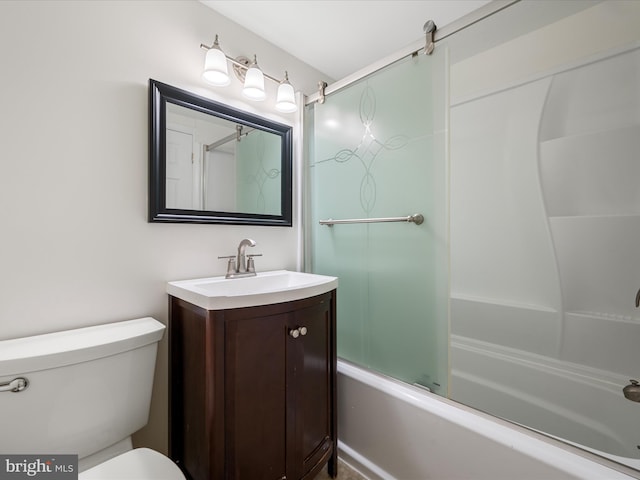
[319,213,424,227]
[305,0,518,106]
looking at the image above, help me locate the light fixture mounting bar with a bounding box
[200,43,284,84]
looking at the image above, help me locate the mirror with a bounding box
[149,79,292,226]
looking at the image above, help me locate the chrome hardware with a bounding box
[289,326,307,339]
[236,238,255,273]
[423,20,437,55]
[0,377,29,393]
[221,239,262,279]
[231,56,251,83]
[623,379,640,403]
[217,255,236,276]
[246,254,263,274]
[318,81,328,104]
[635,288,640,308]
[319,213,424,227]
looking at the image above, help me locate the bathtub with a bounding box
[450,334,640,464]
[336,360,639,480]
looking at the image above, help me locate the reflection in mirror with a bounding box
[150,79,292,225]
[166,104,282,215]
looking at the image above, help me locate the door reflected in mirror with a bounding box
[150,80,292,226]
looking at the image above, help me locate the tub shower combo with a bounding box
[306,1,640,478]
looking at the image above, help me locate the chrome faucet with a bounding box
[219,238,261,278]
[237,238,256,273]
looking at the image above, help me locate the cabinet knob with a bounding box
[289,327,308,338]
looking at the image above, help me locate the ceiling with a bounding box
[201,1,491,81]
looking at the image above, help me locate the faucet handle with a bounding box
[246,254,262,273]
[218,255,236,275]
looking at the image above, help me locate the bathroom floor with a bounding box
[314,459,368,480]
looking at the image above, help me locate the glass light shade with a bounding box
[243,65,266,101]
[275,81,297,113]
[203,47,230,86]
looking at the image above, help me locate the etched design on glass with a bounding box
[317,85,410,213]
[241,131,281,213]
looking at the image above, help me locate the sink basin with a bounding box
[167,270,338,310]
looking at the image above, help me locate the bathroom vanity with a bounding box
[167,271,338,480]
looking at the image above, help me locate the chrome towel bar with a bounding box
[319,213,424,226]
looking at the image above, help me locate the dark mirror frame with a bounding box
[149,79,293,226]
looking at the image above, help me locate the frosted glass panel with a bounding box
[236,130,282,215]
[308,53,448,394]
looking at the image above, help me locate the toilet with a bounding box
[0,317,185,479]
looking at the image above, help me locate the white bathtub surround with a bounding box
[337,360,638,480]
[449,1,640,470]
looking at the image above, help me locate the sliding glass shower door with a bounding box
[306,52,448,394]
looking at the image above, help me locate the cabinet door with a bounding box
[288,298,334,478]
[225,313,289,480]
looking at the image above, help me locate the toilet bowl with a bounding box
[79,448,184,479]
[0,317,185,480]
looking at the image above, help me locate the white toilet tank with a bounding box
[0,317,164,462]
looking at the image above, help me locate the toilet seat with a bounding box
[79,448,185,480]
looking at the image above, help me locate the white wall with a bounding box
[0,0,325,454]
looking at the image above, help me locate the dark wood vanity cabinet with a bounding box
[169,291,337,480]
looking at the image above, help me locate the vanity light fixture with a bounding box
[200,35,297,112]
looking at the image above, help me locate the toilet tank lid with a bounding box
[0,317,165,377]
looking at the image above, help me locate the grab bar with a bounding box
[319,213,424,226]
[0,377,29,393]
